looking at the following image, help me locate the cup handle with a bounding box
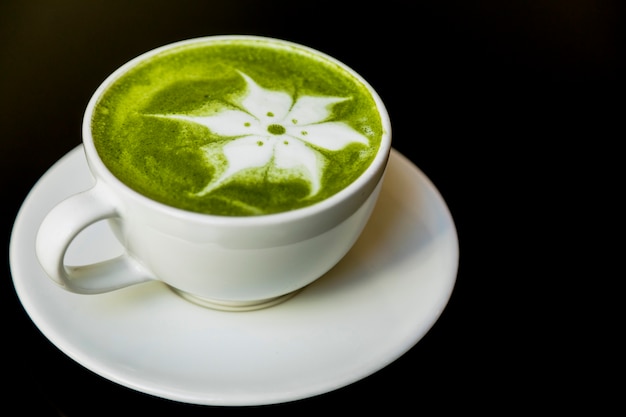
[36,183,155,294]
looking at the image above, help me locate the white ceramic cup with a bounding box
[35,36,392,311]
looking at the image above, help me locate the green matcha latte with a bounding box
[92,37,384,216]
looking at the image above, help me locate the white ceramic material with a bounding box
[10,147,458,406]
[34,36,392,310]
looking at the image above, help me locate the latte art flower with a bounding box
[156,72,369,196]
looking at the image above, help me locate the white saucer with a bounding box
[10,146,459,406]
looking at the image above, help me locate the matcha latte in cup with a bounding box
[36,35,391,311]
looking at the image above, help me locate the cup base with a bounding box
[168,287,302,311]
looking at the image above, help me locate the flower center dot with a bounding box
[268,124,286,135]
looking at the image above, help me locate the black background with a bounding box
[1,0,622,415]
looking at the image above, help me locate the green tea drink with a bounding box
[92,37,384,216]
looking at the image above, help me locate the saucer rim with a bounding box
[10,146,459,406]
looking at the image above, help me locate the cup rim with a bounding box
[82,35,392,225]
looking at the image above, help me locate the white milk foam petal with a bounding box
[274,138,322,195]
[197,136,275,195]
[222,136,275,171]
[238,72,293,121]
[286,96,347,125]
[166,111,264,137]
[288,121,369,150]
